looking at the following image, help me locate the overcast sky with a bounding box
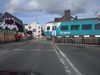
[0,0,100,25]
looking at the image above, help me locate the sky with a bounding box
[0,0,100,25]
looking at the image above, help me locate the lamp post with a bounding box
[33,9,42,38]
[34,9,42,24]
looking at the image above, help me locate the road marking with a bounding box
[52,43,82,75]
[32,50,54,51]
[60,58,66,65]
[13,49,22,51]
[13,49,54,52]
[53,45,72,75]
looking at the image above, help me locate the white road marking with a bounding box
[52,43,82,75]
[32,50,54,51]
[58,49,82,75]
[53,45,72,75]
[13,49,54,52]
[13,49,22,51]
[60,58,66,65]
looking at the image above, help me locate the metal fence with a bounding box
[50,37,100,45]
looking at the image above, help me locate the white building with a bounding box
[25,22,42,38]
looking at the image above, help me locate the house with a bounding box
[54,10,77,22]
[25,22,42,38]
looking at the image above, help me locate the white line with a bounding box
[54,44,82,75]
[32,50,54,51]
[60,58,66,65]
[53,45,72,75]
[13,49,22,51]
[13,49,54,52]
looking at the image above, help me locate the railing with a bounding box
[50,37,100,45]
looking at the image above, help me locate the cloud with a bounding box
[6,0,39,14]
[5,0,100,16]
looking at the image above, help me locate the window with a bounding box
[52,26,56,30]
[38,31,40,33]
[95,23,100,30]
[38,26,40,28]
[33,29,36,32]
[47,26,50,30]
[71,25,80,30]
[82,24,92,30]
[60,25,68,30]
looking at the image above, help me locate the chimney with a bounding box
[75,16,78,19]
[64,10,71,16]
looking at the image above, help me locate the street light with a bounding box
[34,9,42,23]
[33,9,42,38]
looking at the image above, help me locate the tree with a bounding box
[0,27,3,30]
[28,26,31,31]
[12,27,17,31]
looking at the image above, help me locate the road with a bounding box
[56,43,100,75]
[0,39,100,75]
[0,39,67,75]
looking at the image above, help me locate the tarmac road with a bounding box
[56,43,100,75]
[0,39,100,75]
[0,39,67,75]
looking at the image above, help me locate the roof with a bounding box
[54,10,74,22]
[47,21,55,23]
[75,18,99,21]
[47,17,99,23]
